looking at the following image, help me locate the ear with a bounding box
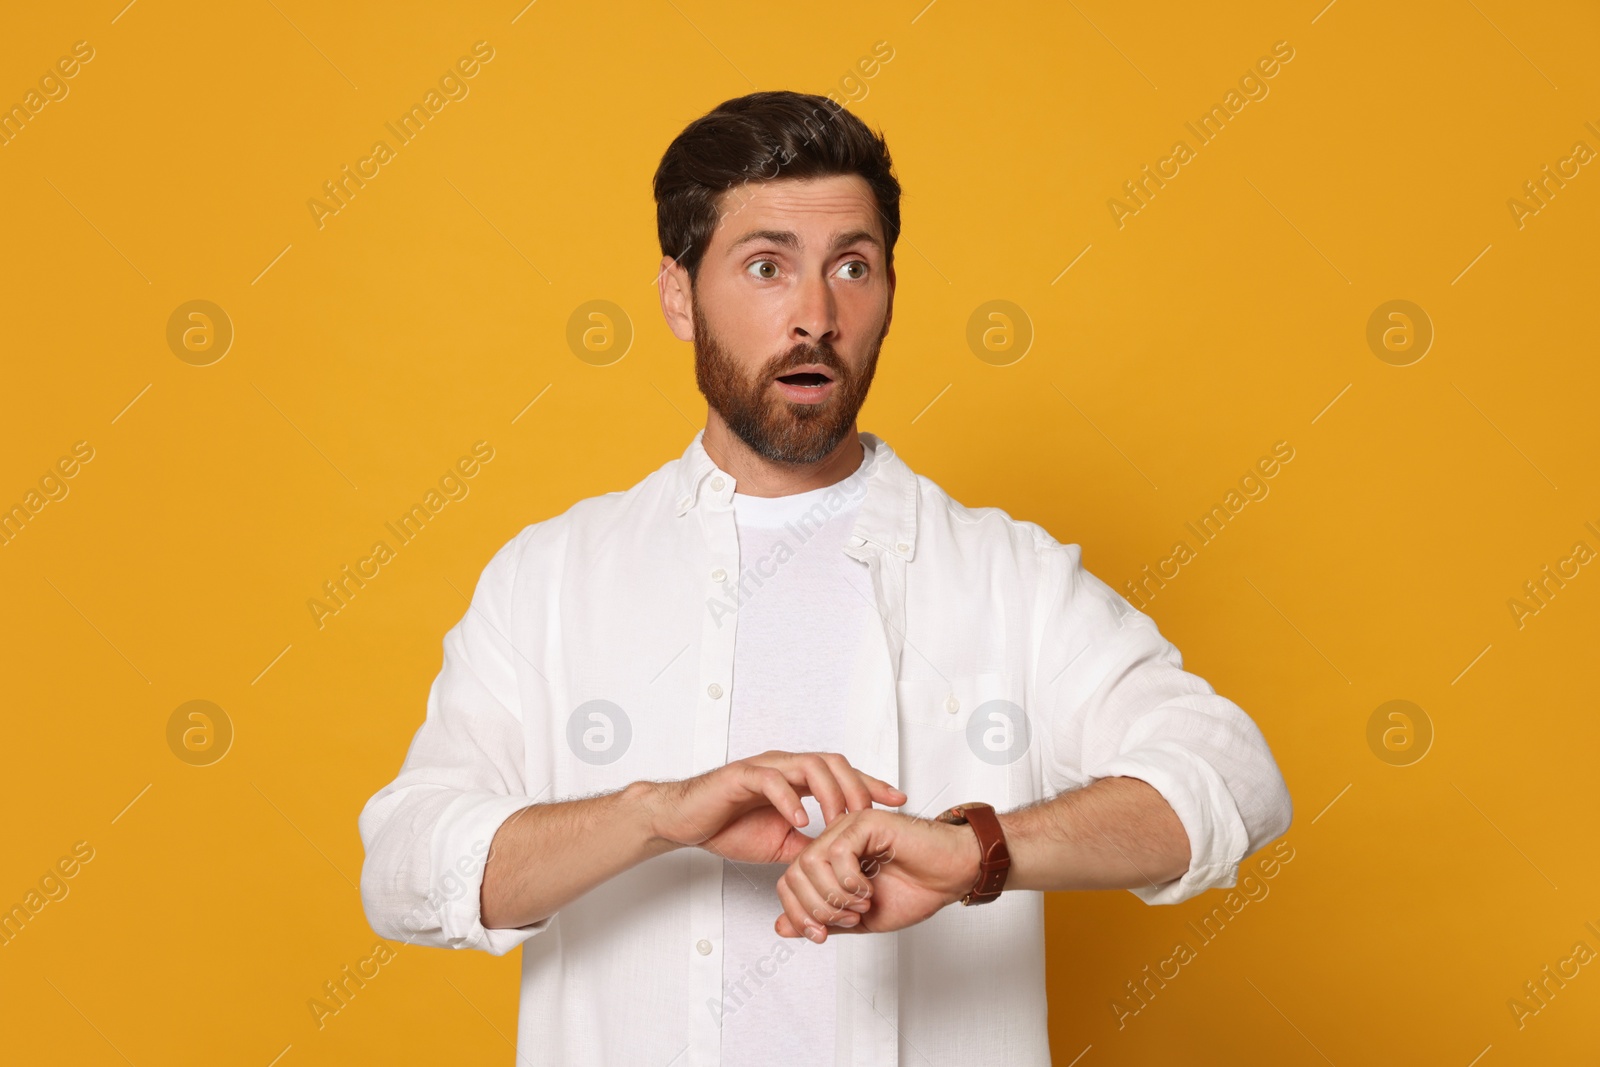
[657,256,695,342]
[881,262,896,339]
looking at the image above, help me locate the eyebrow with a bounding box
[726,228,882,255]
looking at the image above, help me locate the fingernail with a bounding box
[847,901,870,913]
[836,912,860,926]
[805,924,823,941]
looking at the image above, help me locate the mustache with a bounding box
[765,343,846,377]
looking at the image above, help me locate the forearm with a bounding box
[997,776,1190,892]
[480,780,680,929]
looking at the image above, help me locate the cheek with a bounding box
[701,291,777,362]
[842,289,891,344]
[739,295,790,342]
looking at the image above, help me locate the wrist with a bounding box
[993,809,1028,890]
[626,781,683,856]
[950,822,982,903]
[934,801,1011,905]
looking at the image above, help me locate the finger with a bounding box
[863,774,908,807]
[772,827,811,866]
[755,764,806,831]
[789,849,861,933]
[774,905,865,940]
[756,753,844,825]
[815,828,877,916]
[794,753,850,825]
[748,765,808,827]
[826,836,877,907]
[817,753,874,814]
[775,870,827,942]
[857,845,895,881]
[817,755,908,812]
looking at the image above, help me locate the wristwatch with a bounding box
[934,802,1010,905]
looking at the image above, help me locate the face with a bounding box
[685,174,893,466]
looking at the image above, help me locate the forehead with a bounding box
[708,174,883,253]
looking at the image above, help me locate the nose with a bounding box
[790,269,838,346]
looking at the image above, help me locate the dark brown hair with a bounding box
[653,90,901,285]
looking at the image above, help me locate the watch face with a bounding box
[940,802,992,825]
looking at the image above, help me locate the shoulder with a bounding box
[909,472,1155,658]
[483,453,680,574]
[911,467,1075,570]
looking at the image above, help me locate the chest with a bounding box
[515,522,1047,818]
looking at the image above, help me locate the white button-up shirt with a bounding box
[357,429,1293,1066]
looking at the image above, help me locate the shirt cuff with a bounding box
[1092,740,1251,906]
[428,790,552,956]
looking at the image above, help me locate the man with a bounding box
[358,90,1292,1065]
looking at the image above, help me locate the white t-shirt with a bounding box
[718,449,875,1066]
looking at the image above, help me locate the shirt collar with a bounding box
[671,428,919,562]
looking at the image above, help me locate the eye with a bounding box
[836,260,868,281]
[747,259,779,280]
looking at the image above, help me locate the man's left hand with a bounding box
[773,808,981,942]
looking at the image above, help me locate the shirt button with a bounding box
[711,476,725,491]
[711,567,727,582]
[897,542,910,553]
[696,939,713,955]
[678,496,692,510]
[707,683,724,699]
[946,695,960,714]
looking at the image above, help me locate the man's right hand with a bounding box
[639,751,907,866]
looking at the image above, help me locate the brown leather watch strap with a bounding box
[935,802,1010,905]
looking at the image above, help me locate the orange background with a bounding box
[2,1,1597,1063]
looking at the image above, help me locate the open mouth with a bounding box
[775,371,834,387]
[772,366,838,405]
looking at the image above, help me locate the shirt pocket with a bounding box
[895,669,1025,743]
[897,669,1039,810]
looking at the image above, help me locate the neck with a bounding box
[701,409,865,498]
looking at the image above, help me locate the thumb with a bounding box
[772,827,811,865]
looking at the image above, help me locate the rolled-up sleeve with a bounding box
[1035,540,1293,905]
[357,526,551,955]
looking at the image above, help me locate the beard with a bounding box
[692,294,884,466]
